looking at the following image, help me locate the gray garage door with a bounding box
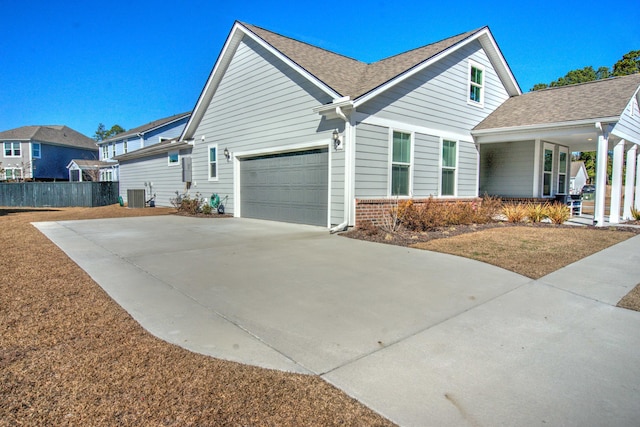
[240,149,328,226]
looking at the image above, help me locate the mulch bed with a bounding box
[342,221,640,247]
[0,206,394,427]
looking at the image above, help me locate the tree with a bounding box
[94,123,126,141]
[530,49,639,91]
[613,50,640,76]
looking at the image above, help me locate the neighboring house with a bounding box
[117,21,640,227]
[473,73,640,224]
[570,161,588,195]
[0,125,97,181]
[118,21,520,226]
[67,159,118,182]
[97,112,190,181]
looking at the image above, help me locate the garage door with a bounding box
[240,148,328,226]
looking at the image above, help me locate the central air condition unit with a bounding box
[127,189,146,208]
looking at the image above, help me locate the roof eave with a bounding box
[353,27,521,107]
[181,22,341,142]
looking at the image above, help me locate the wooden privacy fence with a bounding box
[0,182,119,207]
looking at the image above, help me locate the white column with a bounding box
[623,144,637,219]
[594,129,609,226]
[636,150,640,210]
[609,140,625,223]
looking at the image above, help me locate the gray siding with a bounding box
[188,36,335,221]
[330,149,345,224]
[119,148,191,207]
[479,142,535,197]
[413,133,439,196]
[614,98,640,143]
[458,140,478,196]
[358,41,510,135]
[355,123,389,198]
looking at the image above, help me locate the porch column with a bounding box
[636,149,640,210]
[609,140,625,223]
[593,126,609,226]
[623,144,637,219]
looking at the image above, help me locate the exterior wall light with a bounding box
[333,129,343,151]
[223,147,230,161]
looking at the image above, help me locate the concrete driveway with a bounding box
[35,216,640,426]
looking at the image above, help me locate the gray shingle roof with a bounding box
[0,125,97,150]
[0,125,98,151]
[114,138,191,162]
[100,112,191,144]
[243,23,484,99]
[474,73,640,130]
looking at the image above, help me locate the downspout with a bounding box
[329,106,352,234]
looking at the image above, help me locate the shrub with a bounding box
[631,207,640,220]
[474,194,502,224]
[502,203,527,223]
[526,203,548,223]
[546,202,570,224]
[201,203,212,215]
[171,192,204,215]
[397,197,498,231]
[358,220,379,236]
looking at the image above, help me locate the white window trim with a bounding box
[468,60,485,108]
[101,145,108,160]
[168,150,180,166]
[208,143,219,181]
[123,140,128,154]
[110,143,116,158]
[4,141,21,157]
[32,142,41,159]
[557,146,569,195]
[387,129,414,197]
[439,138,459,197]
[542,142,555,197]
[4,167,23,180]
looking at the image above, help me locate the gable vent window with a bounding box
[469,62,484,106]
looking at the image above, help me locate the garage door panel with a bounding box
[240,149,328,226]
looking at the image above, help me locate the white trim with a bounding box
[467,60,485,108]
[3,141,21,157]
[439,138,459,197]
[232,139,332,224]
[542,142,555,197]
[31,142,41,159]
[207,143,219,182]
[354,27,520,107]
[356,113,473,143]
[167,150,180,166]
[557,146,569,195]
[472,117,620,139]
[181,22,340,142]
[388,128,414,197]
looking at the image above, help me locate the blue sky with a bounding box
[2,0,639,138]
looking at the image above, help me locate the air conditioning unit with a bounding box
[127,189,146,208]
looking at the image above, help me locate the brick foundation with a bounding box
[355,197,482,228]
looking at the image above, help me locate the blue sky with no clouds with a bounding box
[1,0,639,138]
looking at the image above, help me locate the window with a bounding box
[111,144,116,158]
[4,141,20,157]
[4,167,22,180]
[543,144,554,197]
[123,140,128,154]
[208,144,218,180]
[168,151,179,165]
[390,131,411,196]
[441,140,457,196]
[557,148,568,195]
[102,145,108,160]
[468,62,484,106]
[32,143,41,158]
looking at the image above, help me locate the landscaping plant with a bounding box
[545,202,571,224]
[502,203,528,223]
[526,203,548,223]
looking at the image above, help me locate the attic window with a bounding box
[468,61,484,106]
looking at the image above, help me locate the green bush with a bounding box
[201,203,212,215]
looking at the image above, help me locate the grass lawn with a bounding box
[0,205,393,427]
[411,225,637,279]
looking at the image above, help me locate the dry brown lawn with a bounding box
[0,205,393,427]
[411,226,637,279]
